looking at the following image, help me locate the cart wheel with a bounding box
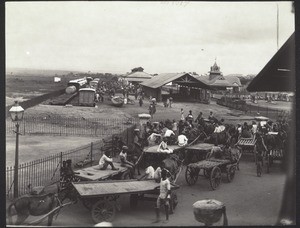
[257,161,262,177]
[130,194,138,209]
[169,192,178,214]
[121,171,130,180]
[82,198,95,210]
[210,167,221,190]
[91,199,116,223]
[185,166,199,185]
[203,169,211,179]
[226,165,236,182]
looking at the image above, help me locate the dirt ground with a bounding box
[24,95,256,125]
[5,135,100,167]
[14,155,285,226]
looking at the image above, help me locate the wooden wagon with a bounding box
[185,156,240,190]
[72,179,180,224]
[141,145,185,167]
[265,132,285,174]
[183,143,214,164]
[236,137,257,162]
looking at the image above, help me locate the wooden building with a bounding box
[140,73,212,102]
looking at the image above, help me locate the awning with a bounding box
[247,32,295,92]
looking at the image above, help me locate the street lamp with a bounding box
[9,101,24,198]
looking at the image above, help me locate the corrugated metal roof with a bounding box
[141,73,188,88]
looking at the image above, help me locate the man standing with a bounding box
[169,96,173,108]
[154,169,171,223]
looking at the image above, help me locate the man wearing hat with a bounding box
[119,146,135,178]
[99,151,119,171]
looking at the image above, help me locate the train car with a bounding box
[78,88,96,107]
[67,78,88,91]
[89,80,99,89]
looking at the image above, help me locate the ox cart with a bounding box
[236,137,256,162]
[72,179,179,224]
[74,163,131,181]
[183,143,214,165]
[185,147,241,190]
[265,132,285,174]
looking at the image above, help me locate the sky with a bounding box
[5,1,295,75]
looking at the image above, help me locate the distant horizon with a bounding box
[6,66,258,77]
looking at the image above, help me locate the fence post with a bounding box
[90,142,93,166]
[60,152,63,168]
[127,127,129,145]
[23,120,26,135]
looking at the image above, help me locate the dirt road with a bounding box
[33,155,285,226]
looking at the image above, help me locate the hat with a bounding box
[122,146,128,150]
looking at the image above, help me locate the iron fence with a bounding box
[6,117,138,137]
[6,140,104,199]
[216,98,292,121]
[6,122,137,199]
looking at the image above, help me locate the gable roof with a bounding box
[140,73,187,88]
[247,32,295,92]
[123,71,152,79]
[140,73,212,89]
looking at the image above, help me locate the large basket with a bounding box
[193,199,227,225]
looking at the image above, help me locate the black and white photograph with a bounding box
[5,1,296,226]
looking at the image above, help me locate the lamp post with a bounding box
[9,101,24,198]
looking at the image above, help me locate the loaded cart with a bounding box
[236,137,256,162]
[185,146,241,190]
[72,179,179,224]
[183,143,214,164]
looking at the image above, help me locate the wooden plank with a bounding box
[188,159,231,169]
[74,163,127,181]
[73,180,160,197]
[185,143,214,151]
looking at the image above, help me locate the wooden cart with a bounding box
[265,132,285,174]
[183,143,214,164]
[141,145,186,168]
[185,158,238,190]
[72,179,179,224]
[236,137,256,162]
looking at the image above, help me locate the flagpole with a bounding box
[277,3,279,50]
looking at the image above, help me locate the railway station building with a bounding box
[140,72,212,103]
[122,67,153,85]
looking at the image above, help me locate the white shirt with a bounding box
[159,178,171,199]
[172,122,178,131]
[252,124,258,134]
[164,129,175,137]
[178,134,188,146]
[99,154,113,166]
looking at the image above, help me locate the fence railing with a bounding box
[6,140,103,199]
[6,121,137,199]
[216,98,292,121]
[6,117,138,137]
